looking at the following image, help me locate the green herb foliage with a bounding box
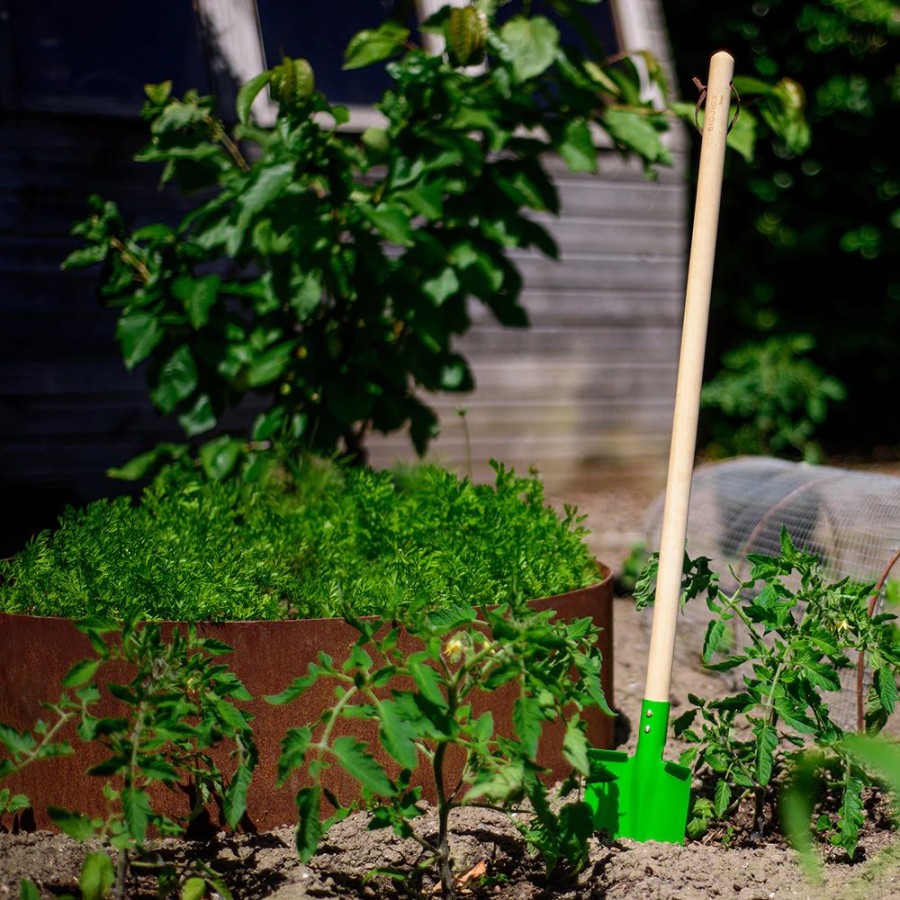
[267,596,611,897]
[58,3,787,471]
[635,528,900,856]
[0,460,598,622]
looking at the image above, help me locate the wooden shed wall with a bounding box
[0,110,688,555]
[367,152,689,493]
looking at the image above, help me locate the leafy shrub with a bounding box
[61,3,677,470]
[0,460,599,622]
[700,333,846,463]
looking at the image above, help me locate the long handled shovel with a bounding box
[585,50,735,844]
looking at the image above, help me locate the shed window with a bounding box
[2,0,210,114]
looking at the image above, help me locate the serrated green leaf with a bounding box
[172,274,221,329]
[61,244,108,270]
[199,435,243,481]
[408,660,447,708]
[500,17,559,82]
[48,807,97,841]
[223,762,253,829]
[754,723,778,786]
[562,719,589,775]
[116,311,163,370]
[601,108,669,165]
[295,786,323,862]
[0,723,35,756]
[79,851,115,900]
[123,786,151,842]
[236,70,272,125]
[875,665,897,715]
[702,620,726,664]
[557,119,596,173]
[344,21,410,70]
[331,736,396,796]
[228,163,294,256]
[276,726,314,786]
[714,779,731,816]
[150,345,199,414]
[181,877,207,900]
[377,699,418,770]
[62,658,101,689]
[513,696,542,759]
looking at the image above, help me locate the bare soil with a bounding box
[2,481,898,899]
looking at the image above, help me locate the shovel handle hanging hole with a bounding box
[693,76,740,134]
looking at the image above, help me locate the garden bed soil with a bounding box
[2,479,898,898]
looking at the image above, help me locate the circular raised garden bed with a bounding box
[0,573,614,832]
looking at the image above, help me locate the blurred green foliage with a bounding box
[663,0,899,457]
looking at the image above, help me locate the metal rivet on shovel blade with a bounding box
[585,49,735,845]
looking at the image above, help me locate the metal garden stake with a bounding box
[585,50,735,844]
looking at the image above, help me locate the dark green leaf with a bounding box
[295,786,323,863]
[62,658,101,689]
[116,312,163,370]
[177,393,217,436]
[228,163,295,256]
[754,724,778,786]
[702,620,726,664]
[173,274,221,329]
[362,205,414,246]
[48,807,97,841]
[513,696,542,759]
[123,786,151,842]
[150,345,198,414]
[223,763,253,829]
[199,435,243,481]
[562,719,589,775]
[247,342,295,388]
[236,70,273,125]
[714,779,731,816]
[276,726,314,786]
[331,736,396,796]
[0,723,35,756]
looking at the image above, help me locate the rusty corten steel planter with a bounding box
[0,572,614,832]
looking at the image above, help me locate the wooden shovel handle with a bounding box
[644,51,734,703]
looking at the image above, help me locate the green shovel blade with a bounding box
[585,699,691,844]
